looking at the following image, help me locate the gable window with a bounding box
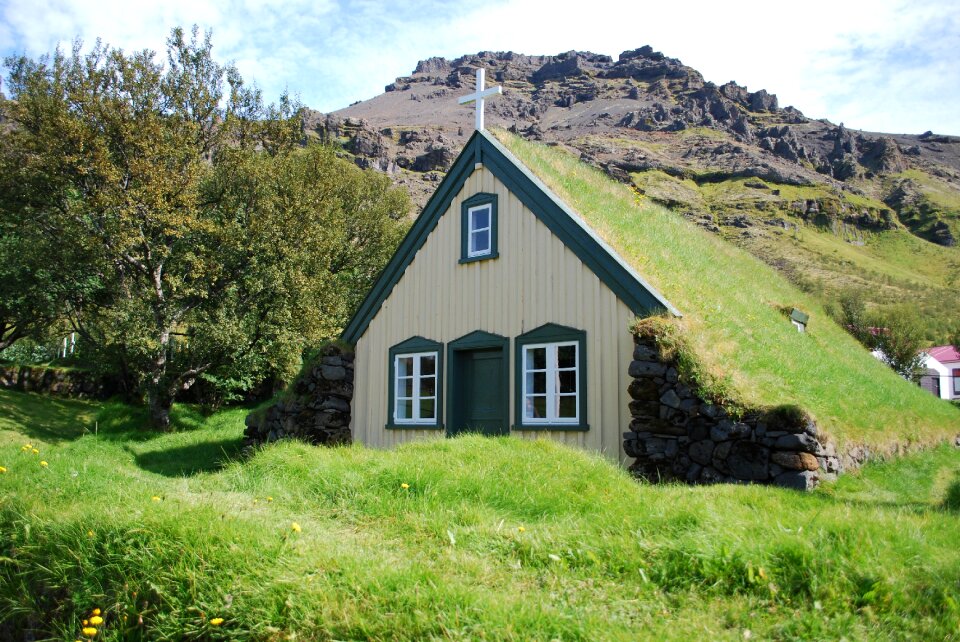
[468,205,492,257]
[387,337,443,429]
[460,192,499,263]
[514,324,588,431]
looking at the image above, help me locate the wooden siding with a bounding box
[351,166,636,463]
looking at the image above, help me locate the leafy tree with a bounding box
[0,28,409,427]
[871,306,927,383]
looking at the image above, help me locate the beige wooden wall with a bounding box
[350,165,636,463]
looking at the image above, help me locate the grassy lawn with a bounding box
[494,129,960,448]
[1,389,959,640]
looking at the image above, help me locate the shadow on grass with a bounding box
[0,391,99,443]
[128,437,245,477]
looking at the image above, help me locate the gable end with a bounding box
[341,130,678,345]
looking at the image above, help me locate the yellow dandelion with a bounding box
[81,626,97,637]
[517,526,526,533]
[87,530,94,538]
[83,619,88,626]
[92,608,101,616]
[89,615,103,625]
[401,483,410,489]
[39,460,48,467]
[23,443,31,449]
[21,445,30,451]
[0,466,7,473]
[151,496,161,502]
[252,499,259,505]
[291,522,302,533]
[266,496,273,502]
[31,448,39,454]
[210,617,224,626]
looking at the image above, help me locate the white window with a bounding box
[394,352,438,424]
[467,204,492,257]
[522,342,579,424]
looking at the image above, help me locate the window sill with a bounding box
[385,422,445,431]
[511,423,589,432]
[459,252,499,265]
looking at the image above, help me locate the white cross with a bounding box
[458,68,502,132]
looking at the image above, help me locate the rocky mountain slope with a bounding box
[303,47,960,340]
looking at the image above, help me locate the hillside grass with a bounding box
[1,390,959,640]
[493,129,960,448]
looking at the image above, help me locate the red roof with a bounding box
[926,345,960,363]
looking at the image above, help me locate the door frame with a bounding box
[446,330,510,437]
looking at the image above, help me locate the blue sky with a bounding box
[1,0,958,134]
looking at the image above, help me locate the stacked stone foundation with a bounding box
[244,345,354,447]
[623,332,842,490]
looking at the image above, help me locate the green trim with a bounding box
[386,336,444,430]
[459,192,499,264]
[513,323,589,431]
[341,130,679,345]
[446,330,510,437]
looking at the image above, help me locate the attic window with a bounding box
[460,192,499,264]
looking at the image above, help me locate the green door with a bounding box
[450,348,508,436]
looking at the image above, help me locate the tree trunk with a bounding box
[147,385,174,430]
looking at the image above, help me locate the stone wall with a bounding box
[623,330,842,490]
[0,364,113,399]
[244,345,354,447]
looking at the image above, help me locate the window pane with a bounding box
[525,347,546,370]
[558,370,577,393]
[471,207,490,230]
[420,355,436,376]
[419,398,435,420]
[558,395,577,418]
[531,396,547,418]
[526,371,546,394]
[397,356,413,378]
[557,345,577,368]
[398,377,413,398]
[396,399,412,420]
[471,229,490,254]
[420,376,436,397]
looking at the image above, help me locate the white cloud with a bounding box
[1,0,957,134]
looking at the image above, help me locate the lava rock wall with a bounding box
[623,332,842,490]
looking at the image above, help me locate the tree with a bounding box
[0,27,409,427]
[871,306,927,383]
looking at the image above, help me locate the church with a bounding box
[341,70,678,462]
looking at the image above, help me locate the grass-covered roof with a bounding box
[492,129,959,448]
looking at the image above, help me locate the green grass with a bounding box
[493,129,960,448]
[1,390,959,640]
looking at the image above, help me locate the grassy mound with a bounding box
[1,390,960,639]
[493,130,960,448]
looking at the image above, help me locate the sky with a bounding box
[1,0,958,135]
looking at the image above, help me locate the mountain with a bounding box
[302,47,960,341]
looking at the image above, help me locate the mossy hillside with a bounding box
[1,389,960,640]
[886,168,960,241]
[595,167,960,341]
[493,129,960,448]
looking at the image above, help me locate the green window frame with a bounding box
[513,323,589,431]
[460,192,499,264]
[386,336,444,430]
